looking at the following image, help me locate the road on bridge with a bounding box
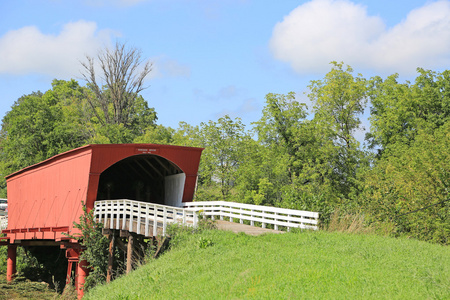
[215,220,284,236]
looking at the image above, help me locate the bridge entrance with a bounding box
[96,154,186,207]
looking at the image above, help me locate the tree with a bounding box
[360,123,450,244]
[254,92,310,173]
[0,80,94,196]
[0,80,91,170]
[233,137,289,206]
[89,95,157,144]
[249,92,337,216]
[81,42,153,127]
[367,69,450,154]
[308,62,369,199]
[134,124,176,145]
[360,68,450,244]
[196,116,248,200]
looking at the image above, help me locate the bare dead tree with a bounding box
[81,42,152,126]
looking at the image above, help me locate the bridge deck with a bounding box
[215,220,283,235]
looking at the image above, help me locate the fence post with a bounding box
[137,202,142,235]
[193,211,198,228]
[162,206,167,236]
[109,201,113,229]
[173,208,178,224]
[96,202,102,223]
[115,201,120,229]
[274,212,278,231]
[144,204,150,237]
[112,201,116,230]
[240,207,243,224]
[287,214,291,232]
[128,202,133,232]
[262,210,266,228]
[122,200,127,230]
[153,205,157,237]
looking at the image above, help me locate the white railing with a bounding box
[183,201,319,231]
[94,199,199,237]
[94,199,319,237]
[0,216,8,230]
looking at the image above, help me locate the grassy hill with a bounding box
[84,229,449,300]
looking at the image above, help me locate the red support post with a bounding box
[66,260,75,285]
[77,259,90,299]
[6,244,17,282]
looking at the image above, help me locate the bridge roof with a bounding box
[6,143,203,179]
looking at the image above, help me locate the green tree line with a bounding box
[1,56,448,244]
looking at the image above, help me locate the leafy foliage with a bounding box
[359,124,450,243]
[196,116,250,200]
[368,69,450,153]
[69,204,109,291]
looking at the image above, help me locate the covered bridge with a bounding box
[0,143,203,297]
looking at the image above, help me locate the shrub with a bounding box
[68,204,109,291]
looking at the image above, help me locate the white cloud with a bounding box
[0,21,115,78]
[270,0,450,75]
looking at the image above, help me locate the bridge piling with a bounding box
[126,234,134,274]
[107,233,115,283]
[77,259,89,299]
[6,244,17,282]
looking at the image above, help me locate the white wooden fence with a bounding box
[0,216,7,231]
[2,200,319,236]
[94,199,199,237]
[183,201,319,231]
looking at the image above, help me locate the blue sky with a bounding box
[1,0,450,133]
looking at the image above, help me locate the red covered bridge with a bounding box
[0,144,203,297]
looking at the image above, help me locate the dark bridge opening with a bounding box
[96,154,184,206]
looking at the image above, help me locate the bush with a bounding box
[69,204,109,291]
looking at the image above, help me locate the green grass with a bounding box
[0,274,61,300]
[85,230,449,300]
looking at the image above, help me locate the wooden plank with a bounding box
[142,159,163,178]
